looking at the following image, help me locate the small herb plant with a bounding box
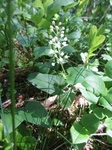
[0,0,112,150]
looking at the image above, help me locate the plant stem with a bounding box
[7,0,16,149]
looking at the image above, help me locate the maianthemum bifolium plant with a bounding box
[0,0,112,150]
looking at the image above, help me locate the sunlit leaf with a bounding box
[85,75,107,96]
[99,97,112,112]
[66,67,93,85]
[27,73,65,94]
[47,0,75,19]
[81,114,99,134]
[70,122,89,144]
[105,60,112,78]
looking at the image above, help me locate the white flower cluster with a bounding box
[48,21,69,66]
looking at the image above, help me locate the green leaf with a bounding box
[93,107,105,119]
[81,114,99,134]
[68,30,81,40]
[27,73,65,94]
[47,0,75,19]
[33,47,50,60]
[17,136,36,150]
[79,87,99,104]
[66,67,93,85]
[16,124,36,150]
[85,75,107,96]
[105,60,112,78]
[1,112,24,137]
[62,45,75,53]
[99,97,112,112]
[70,122,89,144]
[89,35,105,53]
[88,25,97,45]
[30,9,44,26]
[18,101,51,127]
[32,0,45,12]
[104,118,112,130]
[59,91,76,108]
[104,87,112,104]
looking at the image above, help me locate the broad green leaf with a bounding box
[104,118,112,130]
[88,25,97,46]
[1,113,24,137]
[79,88,99,104]
[105,60,112,78]
[99,97,112,111]
[18,102,51,128]
[58,91,76,108]
[96,26,105,36]
[89,35,105,53]
[68,30,81,40]
[107,130,112,138]
[32,0,44,12]
[81,114,99,134]
[27,73,65,94]
[66,67,93,85]
[104,87,112,104]
[30,9,44,26]
[43,0,53,14]
[33,47,50,60]
[47,0,75,19]
[62,45,75,53]
[17,136,36,150]
[93,107,105,119]
[25,101,47,117]
[85,75,107,96]
[38,18,51,28]
[34,62,51,73]
[70,122,89,144]
[102,54,112,61]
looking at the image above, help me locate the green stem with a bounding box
[60,62,67,78]
[7,0,16,149]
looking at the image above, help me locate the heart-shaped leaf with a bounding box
[70,122,89,144]
[85,75,107,96]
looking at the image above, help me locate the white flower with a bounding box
[66,28,69,33]
[54,36,58,41]
[49,35,53,39]
[49,40,53,45]
[58,22,62,26]
[50,25,53,29]
[80,52,88,63]
[52,62,55,66]
[64,55,69,59]
[49,49,55,54]
[50,25,54,32]
[58,57,63,63]
[91,66,98,72]
[60,51,64,56]
[64,37,68,41]
[52,21,55,25]
[62,27,65,30]
[52,38,56,42]
[60,33,64,38]
[62,42,67,46]
[61,31,64,34]
[54,41,61,49]
[54,49,58,54]
[55,26,59,30]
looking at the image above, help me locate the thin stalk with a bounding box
[6,0,16,149]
